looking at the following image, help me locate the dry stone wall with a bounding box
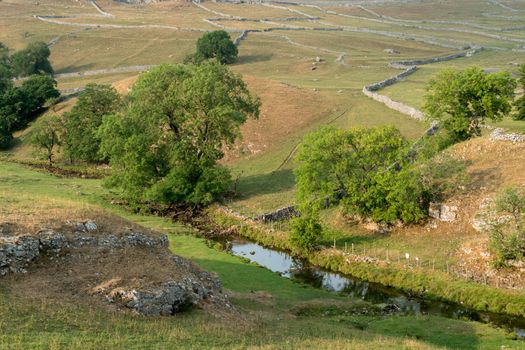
[362,48,483,121]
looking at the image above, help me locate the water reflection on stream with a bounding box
[228,239,525,339]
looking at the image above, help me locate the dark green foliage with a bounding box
[5,75,59,130]
[0,118,12,149]
[0,42,13,81]
[17,75,60,124]
[290,208,323,251]
[513,64,525,121]
[0,42,58,149]
[63,84,121,163]
[99,62,260,206]
[424,66,516,141]
[294,126,463,224]
[0,74,59,149]
[486,187,525,267]
[30,115,62,167]
[11,41,53,77]
[195,30,238,65]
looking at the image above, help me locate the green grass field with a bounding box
[1,161,524,349]
[2,0,525,347]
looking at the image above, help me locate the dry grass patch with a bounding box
[223,75,336,162]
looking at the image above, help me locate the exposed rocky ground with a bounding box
[0,220,231,316]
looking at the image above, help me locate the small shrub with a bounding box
[290,210,322,251]
[483,187,525,267]
[30,115,62,167]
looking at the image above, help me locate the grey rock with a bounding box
[429,203,458,222]
[384,48,400,54]
[111,280,210,316]
[0,235,40,276]
[490,128,525,143]
[38,230,67,251]
[84,220,98,231]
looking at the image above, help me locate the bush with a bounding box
[290,209,323,251]
[0,123,12,149]
[484,187,525,267]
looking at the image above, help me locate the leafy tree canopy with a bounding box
[424,66,516,142]
[294,126,463,224]
[99,61,260,207]
[11,41,53,77]
[63,83,122,163]
[195,30,238,65]
[0,74,59,149]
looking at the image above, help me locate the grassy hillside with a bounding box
[1,0,525,347]
[1,161,524,349]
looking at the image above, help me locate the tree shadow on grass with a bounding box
[54,63,97,75]
[235,168,295,199]
[236,54,273,65]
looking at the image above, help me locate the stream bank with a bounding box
[204,206,525,321]
[215,237,525,338]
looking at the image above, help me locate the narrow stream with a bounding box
[225,238,525,339]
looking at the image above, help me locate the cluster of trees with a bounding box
[30,83,121,166]
[27,31,253,208]
[185,30,238,65]
[99,62,259,206]
[0,41,58,149]
[291,126,464,249]
[291,64,525,250]
[34,61,260,207]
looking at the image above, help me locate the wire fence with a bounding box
[242,219,516,289]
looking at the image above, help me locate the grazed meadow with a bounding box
[1,0,525,348]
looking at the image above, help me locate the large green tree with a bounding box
[63,84,121,163]
[11,41,53,77]
[99,62,260,206]
[294,126,462,224]
[424,66,516,141]
[195,30,238,65]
